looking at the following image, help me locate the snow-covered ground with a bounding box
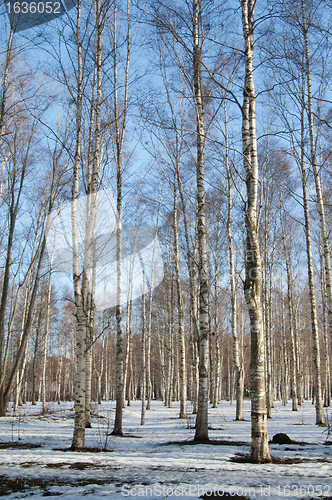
[0,399,331,499]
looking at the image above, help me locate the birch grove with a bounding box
[1,0,332,466]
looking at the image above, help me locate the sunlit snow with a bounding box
[0,400,331,499]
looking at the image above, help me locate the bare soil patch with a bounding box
[200,492,250,500]
[0,441,42,449]
[0,475,116,496]
[163,439,248,446]
[53,446,113,452]
[230,453,310,464]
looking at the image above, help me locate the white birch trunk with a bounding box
[42,258,54,414]
[301,0,332,375]
[280,284,288,407]
[157,323,165,403]
[112,0,130,436]
[71,0,86,450]
[225,102,244,421]
[281,216,298,411]
[320,251,331,407]
[173,171,187,418]
[141,278,146,425]
[240,0,271,462]
[127,304,133,406]
[193,0,209,443]
[146,196,162,410]
[213,336,220,408]
[299,69,324,425]
[294,304,303,406]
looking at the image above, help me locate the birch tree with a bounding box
[70,0,86,449]
[240,0,271,462]
[298,72,324,424]
[301,0,332,390]
[224,102,244,421]
[192,0,209,443]
[281,213,298,411]
[141,278,146,425]
[69,0,107,446]
[108,0,132,437]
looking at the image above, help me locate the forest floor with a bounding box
[0,399,331,499]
